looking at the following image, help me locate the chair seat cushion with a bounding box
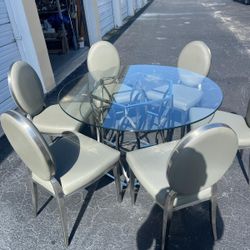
[32,132,120,195]
[173,85,203,111]
[211,110,250,149]
[33,104,82,134]
[126,141,212,208]
[190,108,250,148]
[93,83,132,104]
[146,85,170,100]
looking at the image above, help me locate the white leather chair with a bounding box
[8,61,81,135]
[177,40,211,81]
[173,41,211,136]
[87,40,121,82]
[189,105,250,182]
[87,41,131,104]
[127,123,238,250]
[1,110,121,246]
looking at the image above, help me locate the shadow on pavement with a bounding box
[137,202,224,250]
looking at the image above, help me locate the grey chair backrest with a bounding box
[1,110,55,180]
[87,41,120,81]
[177,41,211,77]
[167,123,238,195]
[8,61,45,117]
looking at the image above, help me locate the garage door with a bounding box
[97,0,115,37]
[121,0,129,20]
[0,0,20,114]
[135,0,142,10]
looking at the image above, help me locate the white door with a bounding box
[136,0,143,10]
[121,0,129,20]
[97,0,115,36]
[0,0,20,114]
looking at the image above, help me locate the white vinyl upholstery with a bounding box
[177,41,211,82]
[126,123,238,208]
[8,61,81,134]
[146,85,170,100]
[1,110,121,246]
[1,111,120,196]
[190,108,250,149]
[173,41,211,117]
[87,41,120,81]
[33,132,120,195]
[87,41,134,106]
[33,104,81,134]
[173,84,203,111]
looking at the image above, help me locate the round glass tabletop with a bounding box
[58,65,223,133]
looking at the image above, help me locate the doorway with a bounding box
[35,0,90,84]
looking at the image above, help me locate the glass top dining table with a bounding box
[58,64,223,133]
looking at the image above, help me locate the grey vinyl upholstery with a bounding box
[87,41,120,82]
[8,61,45,116]
[126,123,238,248]
[0,110,121,245]
[1,110,55,180]
[167,124,237,194]
[8,61,81,134]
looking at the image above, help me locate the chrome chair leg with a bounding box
[113,164,122,203]
[56,194,68,246]
[31,181,38,217]
[51,178,68,246]
[211,185,218,241]
[236,149,249,184]
[162,191,176,250]
[180,126,186,138]
[166,129,174,142]
[129,168,136,205]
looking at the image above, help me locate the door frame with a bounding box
[5,0,56,93]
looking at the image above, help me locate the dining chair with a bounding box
[127,123,238,250]
[174,40,212,137]
[87,41,132,103]
[8,61,81,135]
[87,41,134,147]
[177,40,211,83]
[0,110,121,246]
[87,40,121,82]
[189,104,250,182]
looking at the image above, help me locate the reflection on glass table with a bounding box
[58,65,223,148]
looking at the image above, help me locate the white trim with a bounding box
[4,0,55,93]
[112,0,123,27]
[83,0,102,45]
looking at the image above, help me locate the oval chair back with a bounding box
[177,40,211,77]
[1,110,55,180]
[167,123,238,195]
[8,61,45,117]
[87,41,120,81]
